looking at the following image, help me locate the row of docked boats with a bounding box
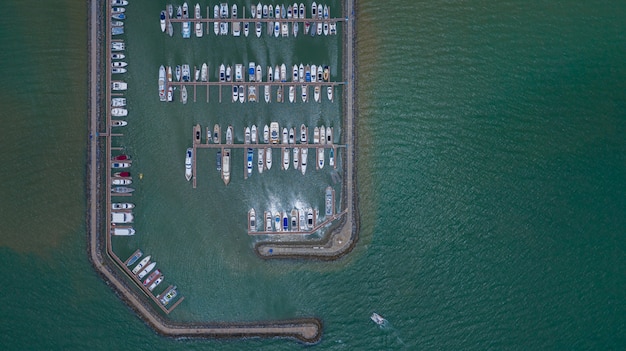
[111,0,128,35]
[248,207,317,233]
[125,250,180,306]
[163,2,337,38]
[110,154,136,235]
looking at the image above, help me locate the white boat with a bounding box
[111,0,128,6]
[264,211,272,231]
[195,3,203,38]
[255,21,262,37]
[245,126,251,144]
[185,148,192,181]
[137,262,156,280]
[111,120,127,127]
[323,4,329,19]
[143,269,161,286]
[112,202,134,210]
[112,227,135,236]
[274,212,281,232]
[257,148,264,173]
[370,313,386,326]
[276,85,283,103]
[111,81,127,90]
[274,21,280,37]
[281,127,288,144]
[280,64,287,82]
[232,85,238,102]
[158,286,178,305]
[282,211,289,231]
[167,21,173,37]
[287,5,292,19]
[281,21,289,37]
[263,4,269,18]
[235,64,243,82]
[220,2,228,18]
[314,85,321,102]
[175,65,181,81]
[181,85,187,104]
[222,149,231,185]
[317,146,324,169]
[282,147,290,170]
[300,124,307,143]
[264,85,270,103]
[313,127,320,144]
[194,67,200,82]
[311,2,317,18]
[111,53,125,60]
[292,3,299,19]
[270,122,279,144]
[213,5,219,35]
[327,86,333,101]
[182,19,191,38]
[299,209,306,230]
[299,3,305,18]
[111,162,130,168]
[182,64,190,82]
[263,125,269,143]
[292,64,298,82]
[111,108,127,116]
[219,63,225,82]
[213,124,220,143]
[248,208,256,232]
[250,3,257,18]
[248,85,257,102]
[244,22,249,37]
[167,4,173,18]
[329,147,335,167]
[201,63,208,81]
[326,126,333,144]
[251,125,258,143]
[265,147,272,170]
[226,65,232,82]
[158,65,166,102]
[305,64,311,82]
[112,61,127,68]
[226,125,233,144]
[167,86,173,102]
[111,187,134,194]
[111,13,125,20]
[160,11,166,32]
[268,5,274,35]
[306,208,314,227]
[320,125,326,145]
[289,128,295,144]
[112,7,125,14]
[289,86,295,103]
[275,4,281,19]
[167,66,172,82]
[256,2,262,19]
[111,41,125,51]
[232,4,240,36]
[301,85,307,102]
[293,147,300,169]
[323,65,330,81]
[256,64,262,82]
[299,64,305,83]
[148,276,164,291]
[330,22,336,35]
[111,97,126,106]
[131,256,151,274]
[300,147,308,175]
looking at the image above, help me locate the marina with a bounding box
[89,0,356,343]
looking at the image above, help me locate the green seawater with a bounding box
[1,0,626,349]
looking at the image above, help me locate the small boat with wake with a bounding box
[370,313,386,326]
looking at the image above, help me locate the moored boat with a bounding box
[185,148,192,181]
[289,127,295,144]
[112,97,126,106]
[282,127,288,144]
[282,211,289,231]
[248,208,256,232]
[265,211,272,231]
[213,5,219,35]
[213,124,220,143]
[158,65,166,102]
[300,147,308,175]
[282,147,290,170]
[226,125,233,144]
[325,186,333,216]
[293,147,300,169]
[126,250,142,266]
[329,147,335,166]
[247,148,253,176]
[111,120,127,127]
[313,127,320,144]
[148,276,164,291]
[270,122,279,144]
[327,86,333,101]
[181,85,187,104]
[143,269,161,286]
[263,124,269,143]
[112,178,132,185]
[111,108,127,117]
[251,125,258,143]
[158,286,178,305]
[111,187,134,193]
[112,202,134,210]
[265,147,272,170]
[195,3,203,38]
[201,63,208,81]
[112,227,135,236]
[291,209,298,231]
[326,126,333,144]
[112,171,130,178]
[317,145,325,169]
[320,125,326,145]
[131,256,151,274]
[111,162,130,169]
[222,149,231,185]
[274,212,281,232]
[160,11,166,32]
[257,148,264,173]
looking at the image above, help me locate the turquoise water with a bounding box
[2,0,626,349]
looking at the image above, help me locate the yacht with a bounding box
[370,313,386,326]
[313,127,320,144]
[300,147,308,175]
[167,4,173,18]
[314,85,321,102]
[320,125,326,145]
[265,147,272,170]
[288,86,295,103]
[245,127,251,144]
[270,122,279,144]
[282,147,290,170]
[160,11,166,32]
[112,203,134,210]
[256,64,262,82]
[280,64,287,82]
[300,124,307,143]
[311,64,317,82]
[112,61,127,68]
[111,81,127,91]
[111,53,125,60]
[256,21,262,37]
[274,212,281,232]
[111,120,127,127]
[282,127,288,144]
[219,64,225,82]
[264,85,270,103]
[248,85,257,102]
[289,128,295,144]
[112,227,135,236]
[257,148,264,173]
[317,64,323,81]
[299,3,305,18]
[175,65,181,81]
[232,85,238,102]
[182,64,190,82]
[282,212,289,231]
[299,64,305,83]
[226,125,233,144]
[111,13,125,20]
[311,2,317,18]
[232,4,240,36]
[326,126,333,144]
[158,286,178,305]
[126,250,142,266]
[238,85,245,102]
[317,145,325,169]
[206,126,212,144]
[222,149,231,185]
[291,209,298,231]
[293,20,299,37]
[293,147,300,169]
[306,208,314,228]
[247,148,253,176]
[148,276,164,291]
[158,65,166,102]
[112,178,131,185]
[111,186,134,193]
[274,21,280,37]
[299,209,306,230]
[329,147,335,167]
[250,3,257,18]
[327,86,333,101]
[201,63,208,81]
[277,85,283,103]
[181,85,187,104]
[143,269,161,286]
[226,65,232,82]
[305,64,311,82]
[195,3,203,37]
[287,5,292,19]
[235,64,243,82]
[301,84,307,102]
[185,148,192,181]
[292,64,298,82]
[248,62,256,82]
[248,208,256,232]
[111,108,127,117]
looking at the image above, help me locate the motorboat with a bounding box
[213,5,219,35]
[329,147,334,166]
[111,120,127,127]
[232,4,241,36]
[222,149,231,185]
[251,125,258,143]
[300,147,308,175]
[216,150,221,171]
[291,209,298,231]
[250,3,257,18]
[112,61,127,68]
[282,211,289,231]
[330,22,337,35]
[126,250,142,266]
[194,123,201,144]
[148,276,164,291]
[270,122,279,144]
[112,170,131,177]
[263,125,269,143]
[371,313,386,326]
[219,63,225,82]
[248,62,255,82]
[111,13,125,20]
[255,21,262,37]
[317,64,323,81]
[305,64,311,82]
[299,64,305,83]
[256,2,262,19]
[181,85,187,104]
[304,21,310,34]
[111,81,127,90]
[112,178,132,185]
[247,85,257,102]
[201,63,208,81]
[175,65,181,81]
[112,202,134,210]
[281,21,289,37]
[167,66,172,82]
[323,65,330,81]
[131,256,151,274]
[265,211,272,231]
[301,85,307,102]
[313,127,320,144]
[289,128,295,144]
[246,148,253,176]
[282,147,290,170]
[265,147,272,170]
[112,154,129,161]
[195,3,203,38]
[226,125,233,144]
[111,186,134,193]
[244,22,249,37]
[274,21,280,37]
[112,7,125,14]
[226,65,232,82]
[235,64,243,82]
[206,126,212,144]
[167,4,173,18]
[176,5,182,19]
[327,86,333,101]
[323,5,329,19]
[299,3,305,18]
[112,227,135,236]
[158,286,178,305]
[248,208,256,232]
[137,262,156,280]
[288,86,295,103]
[287,5,292,19]
[326,126,333,144]
[111,0,128,6]
[277,85,283,103]
[317,145,324,169]
[325,186,333,216]
[256,64,262,82]
[306,208,314,228]
[111,108,127,117]
[213,124,220,143]
[143,269,161,286]
[257,148,264,173]
[264,84,270,103]
[238,85,245,102]
[275,4,281,19]
[299,209,306,230]
[194,68,200,82]
[160,11,166,32]
[185,148,192,181]
[182,20,191,38]
[314,85,321,102]
[111,53,125,60]
[232,85,238,102]
[263,4,268,18]
[111,162,130,169]
[112,212,133,224]
[293,147,299,169]
[311,2,317,18]
[245,126,251,144]
[292,64,298,82]
[274,212,281,232]
[280,64,287,82]
[281,127,288,144]
[320,125,326,145]
[300,124,307,143]
[182,64,190,82]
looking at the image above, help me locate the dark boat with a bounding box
[113,171,131,178]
